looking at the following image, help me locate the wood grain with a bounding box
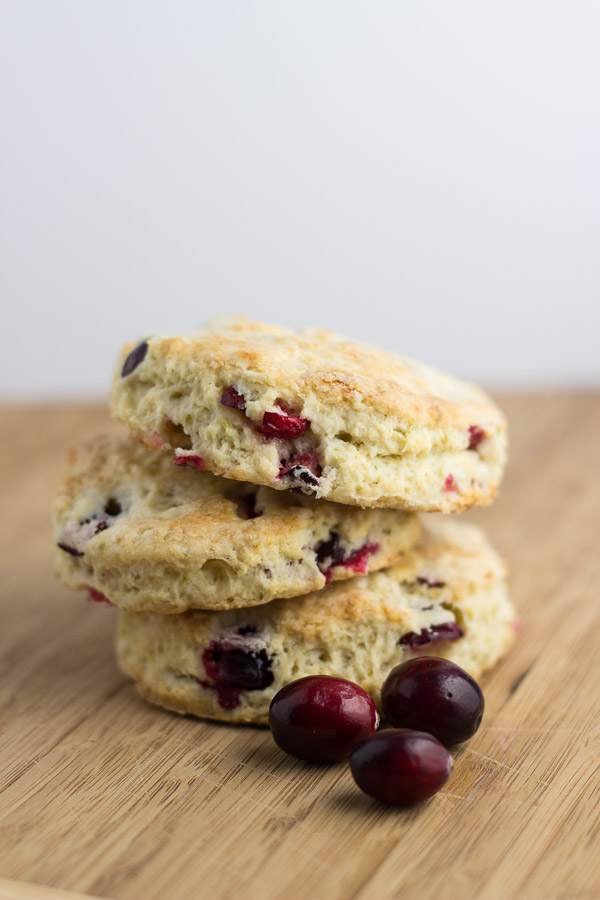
[0,396,599,900]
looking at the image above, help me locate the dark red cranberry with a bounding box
[278,452,322,480]
[293,468,320,490]
[88,588,116,607]
[220,386,246,411]
[350,729,452,806]
[259,411,310,439]
[314,532,346,571]
[173,454,205,470]
[416,576,446,588]
[57,543,84,557]
[199,641,274,710]
[443,474,458,492]
[468,425,486,450]
[315,533,380,581]
[121,340,148,377]
[104,497,122,516]
[381,657,484,746]
[399,622,463,648]
[269,675,378,763]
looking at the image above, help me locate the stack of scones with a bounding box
[53,317,516,723]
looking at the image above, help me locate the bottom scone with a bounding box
[116,519,516,725]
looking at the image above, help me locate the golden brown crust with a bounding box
[110,317,508,511]
[150,320,497,424]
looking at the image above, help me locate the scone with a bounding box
[53,434,419,613]
[110,317,507,512]
[116,519,515,724]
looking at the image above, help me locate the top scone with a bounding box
[110,317,507,511]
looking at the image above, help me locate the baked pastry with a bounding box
[116,519,515,723]
[110,317,507,511]
[54,434,419,612]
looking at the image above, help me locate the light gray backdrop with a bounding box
[1,1,598,399]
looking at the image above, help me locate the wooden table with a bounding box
[1,395,599,900]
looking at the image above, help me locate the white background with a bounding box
[1,1,599,400]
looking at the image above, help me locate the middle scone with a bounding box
[53,434,420,613]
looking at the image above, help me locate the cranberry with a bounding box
[88,588,116,607]
[443,474,458,492]
[342,542,380,575]
[173,453,205,470]
[416,576,446,588]
[220,386,246,411]
[468,425,486,450]
[314,532,346,570]
[350,729,452,806]
[278,454,322,492]
[381,657,484,746]
[199,641,274,710]
[104,497,122,516]
[398,622,464,648]
[121,340,148,377]
[279,452,321,479]
[259,411,310,439]
[315,533,380,581]
[57,543,84,557]
[269,675,378,763]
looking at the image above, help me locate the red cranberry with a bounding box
[173,454,205,470]
[278,452,322,479]
[350,729,452,806]
[220,386,246,411]
[398,622,463,648]
[199,641,274,710]
[121,340,148,377]
[269,675,378,763]
[315,533,380,581]
[278,452,322,490]
[88,588,116,607]
[443,474,458,492]
[342,542,380,575]
[468,425,486,450]
[259,411,310,439]
[381,657,484,746]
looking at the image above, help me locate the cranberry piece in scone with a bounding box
[121,340,148,377]
[173,452,205,470]
[199,641,274,710]
[468,425,486,450]
[259,411,311,439]
[398,622,464,648]
[220,386,246,411]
